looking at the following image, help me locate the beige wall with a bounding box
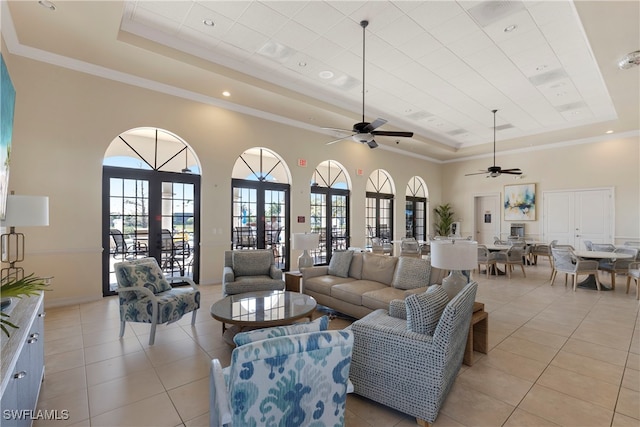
[2,49,638,307]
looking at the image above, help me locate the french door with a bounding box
[405,196,427,240]
[310,188,349,265]
[102,166,201,296]
[231,179,290,270]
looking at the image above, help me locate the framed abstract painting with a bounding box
[504,183,536,221]
[0,54,15,220]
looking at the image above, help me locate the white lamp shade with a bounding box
[3,195,50,227]
[292,233,319,250]
[430,240,477,270]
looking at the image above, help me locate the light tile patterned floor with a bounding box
[34,263,639,426]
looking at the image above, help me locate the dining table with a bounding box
[572,250,634,290]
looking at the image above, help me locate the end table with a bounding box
[285,271,303,292]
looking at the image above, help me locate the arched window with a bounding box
[102,127,201,297]
[310,160,351,265]
[366,169,395,246]
[231,148,291,270]
[406,176,429,241]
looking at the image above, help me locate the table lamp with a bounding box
[430,239,477,299]
[292,233,319,270]
[1,195,50,281]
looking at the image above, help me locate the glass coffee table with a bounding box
[210,290,317,346]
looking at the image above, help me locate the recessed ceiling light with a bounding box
[222,91,230,97]
[318,70,334,79]
[605,130,613,134]
[203,19,215,27]
[38,0,56,10]
[535,64,547,71]
[298,61,307,67]
[504,24,517,33]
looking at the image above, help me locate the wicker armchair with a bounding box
[349,282,478,426]
[598,247,638,289]
[550,247,601,291]
[493,244,526,278]
[477,244,497,278]
[626,261,640,299]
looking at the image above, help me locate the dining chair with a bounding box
[598,247,638,289]
[400,237,421,258]
[493,244,526,278]
[626,262,640,300]
[476,244,497,278]
[583,240,593,250]
[550,247,601,291]
[591,243,616,252]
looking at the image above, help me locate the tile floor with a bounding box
[35,263,639,426]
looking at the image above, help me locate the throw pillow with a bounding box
[391,257,431,290]
[405,285,449,335]
[233,315,330,346]
[328,250,354,278]
[361,253,398,285]
[232,250,271,277]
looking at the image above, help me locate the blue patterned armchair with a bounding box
[222,250,285,296]
[114,257,200,345]
[349,282,478,426]
[209,319,353,427]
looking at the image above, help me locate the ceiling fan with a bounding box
[324,20,413,149]
[466,109,522,178]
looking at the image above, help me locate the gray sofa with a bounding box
[301,251,445,319]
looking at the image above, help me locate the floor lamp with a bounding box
[1,195,50,281]
[292,233,319,271]
[430,239,478,300]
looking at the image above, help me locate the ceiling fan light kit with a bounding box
[324,20,413,149]
[466,109,523,178]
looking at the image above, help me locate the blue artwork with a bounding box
[0,54,15,220]
[504,183,536,221]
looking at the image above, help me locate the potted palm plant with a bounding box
[1,274,49,337]
[433,203,455,237]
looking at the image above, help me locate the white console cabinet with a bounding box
[0,293,45,427]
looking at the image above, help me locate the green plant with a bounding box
[433,203,455,236]
[1,274,49,337]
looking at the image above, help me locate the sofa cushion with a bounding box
[405,285,449,335]
[361,287,407,311]
[331,280,388,306]
[328,250,354,278]
[349,252,364,279]
[232,251,271,276]
[391,257,431,290]
[304,275,356,296]
[361,253,398,285]
[233,315,330,346]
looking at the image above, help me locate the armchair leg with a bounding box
[149,322,157,345]
[416,419,431,427]
[119,320,126,338]
[191,309,198,325]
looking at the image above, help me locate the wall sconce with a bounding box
[1,195,49,281]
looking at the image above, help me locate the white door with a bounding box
[543,188,613,249]
[474,194,500,245]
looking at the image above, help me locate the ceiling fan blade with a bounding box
[363,118,387,133]
[321,127,353,133]
[501,169,523,174]
[326,135,354,145]
[367,139,378,149]
[371,130,414,137]
[465,171,489,176]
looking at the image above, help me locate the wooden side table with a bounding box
[463,302,489,366]
[285,271,303,292]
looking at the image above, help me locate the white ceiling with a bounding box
[3,0,639,161]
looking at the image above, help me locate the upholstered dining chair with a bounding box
[400,237,421,258]
[626,262,640,299]
[476,244,497,278]
[550,247,601,291]
[493,244,526,278]
[114,257,200,345]
[598,247,638,289]
[210,323,353,427]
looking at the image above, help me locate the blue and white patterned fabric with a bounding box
[210,329,354,427]
[233,316,330,347]
[349,282,477,425]
[114,257,200,345]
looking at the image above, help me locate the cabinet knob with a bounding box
[28,337,38,344]
[30,332,40,339]
[14,371,27,379]
[38,312,46,318]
